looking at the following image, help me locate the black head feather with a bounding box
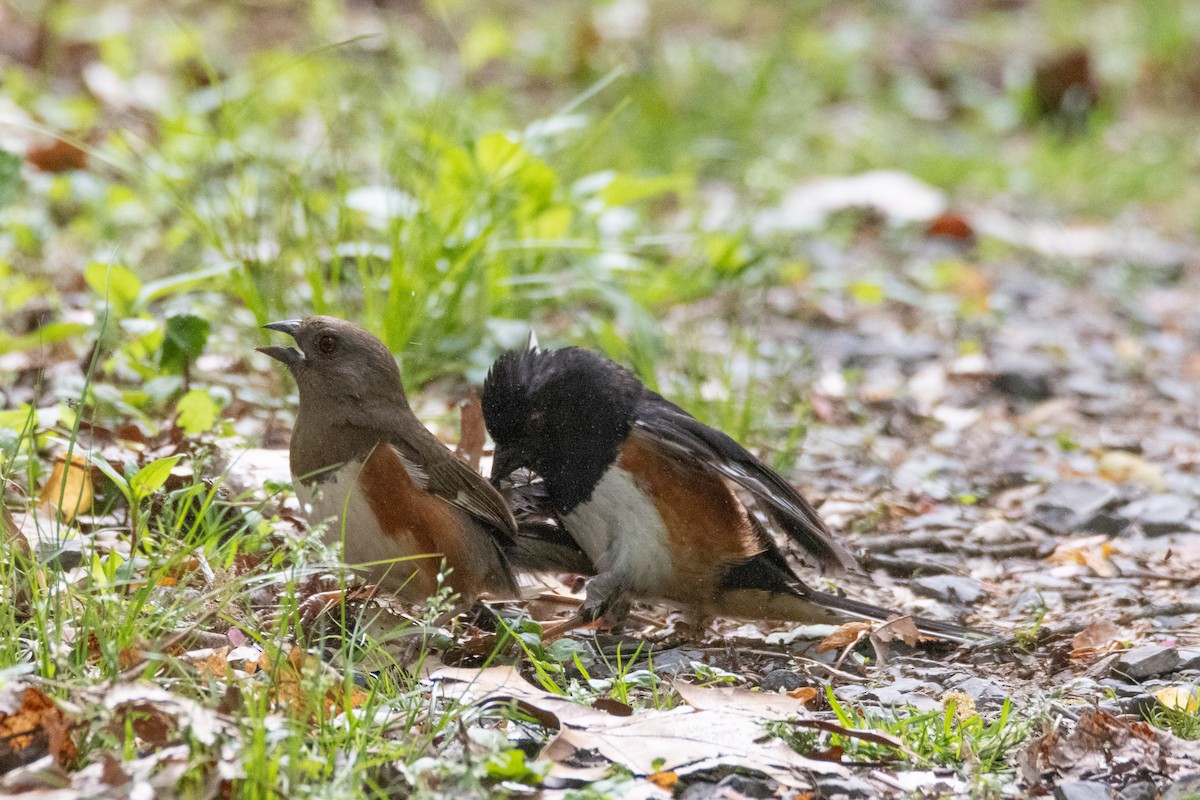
[482,346,643,514]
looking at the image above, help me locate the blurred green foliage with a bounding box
[1,0,1198,391]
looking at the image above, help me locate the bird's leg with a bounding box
[580,570,630,625]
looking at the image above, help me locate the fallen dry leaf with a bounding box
[1096,451,1165,492]
[816,621,873,654]
[926,212,975,243]
[1019,707,1200,789]
[1154,687,1199,713]
[788,686,819,705]
[0,684,77,771]
[674,681,814,720]
[103,683,227,747]
[1047,535,1117,578]
[872,616,921,647]
[646,771,677,790]
[1070,619,1125,662]
[38,453,93,521]
[430,665,846,789]
[100,752,131,787]
[26,138,89,172]
[1032,48,1098,120]
[263,646,365,718]
[1,506,31,557]
[765,170,946,233]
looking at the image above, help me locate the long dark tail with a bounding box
[722,549,984,645]
[804,589,985,645]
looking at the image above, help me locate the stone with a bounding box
[760,669,805,693]
[1117,782,1157,800]
[714,774,775,799]
[1033,481,1119,534]
[816,775,876,799]
[911,575,988,605]
[35,537,84,571]
[1177,648,1200,671]
[993,354,1056,400]
[1115,645,1180,679]
[1119,693,1161,718]
[1081,510,1130,536]
[953,677,1008,704]
[1098,679,1144,698]
[968,518,1026,544]
[1063,371,1113,399]
[650,649,701,676]
[1127,494,1196,536]
[1054,781,1113,800]
[833,684,869,702]
[1163,773,1200,800]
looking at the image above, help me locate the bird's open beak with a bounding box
[489,443,530,487]
[257,319,304,367]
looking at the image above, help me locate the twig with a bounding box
[1119,601,1200,622]
[860,532,956,553]
[862,553,956,576]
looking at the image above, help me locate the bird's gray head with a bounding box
[258,316,408,423]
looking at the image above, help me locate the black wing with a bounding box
[631,392,858,573]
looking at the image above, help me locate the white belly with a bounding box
[295,462,414,579]
[562,466,673,592]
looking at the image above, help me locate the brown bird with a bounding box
[483,343,979,642]
[258,316,520,603]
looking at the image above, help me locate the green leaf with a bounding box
[848,280,885,305]
[475,132,527,179]
[461,18,511,71]
[0,149,22,210]
[84,262,142,315]
[129,455,181,499]
[89,453,132,502]
[484,749,546,782]
[0,322,89,356]
[141,263,234,302]
[175,389,220,436]
[160,314,210,374]
[545,637,589,663]
[599,173,690,206]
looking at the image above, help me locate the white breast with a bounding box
[562,466,673,592]
[295,462,413,579]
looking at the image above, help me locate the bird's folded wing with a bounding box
[391,438,519,539]
[631,394,858,572]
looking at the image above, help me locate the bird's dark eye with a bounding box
[318,334,338,355]
[525,410,544,436]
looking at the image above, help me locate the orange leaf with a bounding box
[38,453,93,521]
[27,138,89,172]
[0,685,77,768]
[926,212,974,242]
[787,686,819,705]
[816,621,873,653]
[647,771,678,790]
